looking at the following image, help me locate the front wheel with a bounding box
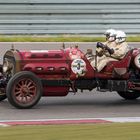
[117,91,140,100]
[6,71,43,109]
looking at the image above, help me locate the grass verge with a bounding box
[0,123,140,140]
[0,35,139,42]
[0,36,105,42]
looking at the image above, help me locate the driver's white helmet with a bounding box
[104,29,116,42]
[115,30,126,43]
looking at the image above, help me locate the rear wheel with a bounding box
[6,71,42,109]
[117,91,140,100]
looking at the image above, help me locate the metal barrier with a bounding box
[0,0,139,35]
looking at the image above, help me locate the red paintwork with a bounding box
[95,50,132,79]
[12,47,140,96]
[132,48,140,57]
[43,86,70,96]
[19,48,95,80]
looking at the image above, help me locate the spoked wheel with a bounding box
[117,91,140,100]
[6,71,42,109]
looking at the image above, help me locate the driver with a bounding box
[90,29,117,69]
[95,30,129,72]
[97,29,117,53]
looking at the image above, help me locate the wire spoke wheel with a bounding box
[6,71,42,109]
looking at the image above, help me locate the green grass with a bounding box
[0,123,140,140]
[0,35,105,42]
[0,35,139,42]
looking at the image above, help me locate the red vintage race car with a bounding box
[0,43,140,109]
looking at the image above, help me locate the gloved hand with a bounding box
[96,42,106,49]
[96,42,114,55]
[106,47,114,55]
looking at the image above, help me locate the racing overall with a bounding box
[90,41,116,70]
[96,41,129,72]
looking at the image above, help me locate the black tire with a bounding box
[118,91,140,100]
[6,71,43,109]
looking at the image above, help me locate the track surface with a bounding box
[1,91,140,121]
[0,42,140,122]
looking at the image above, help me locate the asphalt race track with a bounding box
[1,91,140,121]
[0,42,140,122]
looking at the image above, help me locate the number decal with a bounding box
[71,59,86,76]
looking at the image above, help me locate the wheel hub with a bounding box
[21,86,29,95]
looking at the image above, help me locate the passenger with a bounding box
[110,30,130,59]
[90,29,117,69]
[96,30,129,72]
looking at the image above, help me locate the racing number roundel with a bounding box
[134,54,140,68]
[71,59,86,76]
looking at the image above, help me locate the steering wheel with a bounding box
[96,42,114,56]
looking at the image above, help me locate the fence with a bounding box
[0,0,139,35]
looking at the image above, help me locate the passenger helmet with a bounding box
[115,30,126,43]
